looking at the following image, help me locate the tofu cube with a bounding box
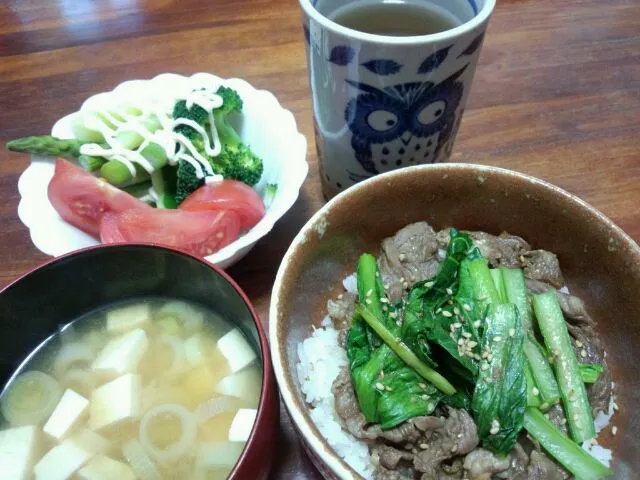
[34,443,92,480]
[217,329,257,373]
[90,374,141,431]
[77,455,136,480]
[43,388,90,441]
[106,304,151,335]
[92,328,148,378]
[215,368,262,408]
[66,428,111,455]
[0,425,39,480]
[228,408,258,442]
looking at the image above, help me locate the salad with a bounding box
[7,84,277,257]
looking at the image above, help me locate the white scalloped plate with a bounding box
[17,73,308,269]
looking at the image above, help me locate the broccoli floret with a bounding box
[171,87,264,205]
[175,161,204,205]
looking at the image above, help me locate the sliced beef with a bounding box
[522,250,565,288]
[375,445,414,470]
[526,450,569,480]
[546,404,568,436]
[378,222,441,302]
[413,408,479,478]
[327,292,356,325]
[375,464,413,480]
[466,231,531,267]
[463,448,511,479]
[496,444,529,479]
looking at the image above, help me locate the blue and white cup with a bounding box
[299,0,496,198]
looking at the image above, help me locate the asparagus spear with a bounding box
[7,135,89,161]
[533,290,596,442]
[99,142,168,186]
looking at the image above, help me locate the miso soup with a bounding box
[0,297,262,479]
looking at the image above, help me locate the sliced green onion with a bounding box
[195,396,242,424]
[122,439,161,480]
[157,301,204,335]
[193,442,246,480]
[139,404,197,464]
[53,342,96,376]
[1,371,63,426]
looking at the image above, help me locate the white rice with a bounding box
[296,315,374,479]
[342,273,358,295]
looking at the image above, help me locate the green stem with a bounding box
[468,258,502,309]
[524,408,612,480]
[533,290,596,442]
[357,305,456,396]
[6,135,88,161]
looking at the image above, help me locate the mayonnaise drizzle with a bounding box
[78,86,226,182]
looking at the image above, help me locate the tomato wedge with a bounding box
[100,208,241,257]
[47,159,150,237]
[179,180,265,231]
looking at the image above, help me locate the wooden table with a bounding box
[0,0,638,478]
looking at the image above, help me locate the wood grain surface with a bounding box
[0,0,638,478]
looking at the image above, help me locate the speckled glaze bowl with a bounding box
[0,244,279,480]
[269,163,640,479]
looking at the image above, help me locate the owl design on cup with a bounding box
[345,66,466,177]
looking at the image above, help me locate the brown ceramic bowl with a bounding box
[0,244,279,479]
[269,163,640,479]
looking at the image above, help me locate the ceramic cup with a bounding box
[299,0,496,198]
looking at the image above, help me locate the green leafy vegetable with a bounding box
[471,304,527,455]
[533,290,596,443]
[524,408,612,480]
[579,363,603,384]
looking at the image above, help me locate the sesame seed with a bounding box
[449,332,456,339]
[365,298,372,305]
[487,354,494,362]
[481,351,489,359]
[399,253,406,261]
[403,282,409,289]
[509,328,516,337]
[337,293,343,300]
[580,349,587,358]
[375,271,380,277]
[421,394,429,400]
[386,386,393,392]
[436,307,442,313]
[389,311,398,318]
[532,387,540,396]
[425,281,434,288]
[427,402,435,410]
[481,363,489,371]
[573,413,580,421]
[473,320,482,328]
[419,383,427,389]
[613,402,619,411]
[380,297,389,303]
[375,382,385,391]
[568,389,576,401]
[612,426,617,436]
[448,299,454,305]
[463,303,472,312]
[400,277,405,282]
[493,336,502,343]
[519,255,525,263]
[490,419,500,435]
[446,287,454,295]
[442,310,453,318]
[453,307,460,315]
[540,402,550,410]
[366,289,373,297]
[419,443,428,449]
[396,321,402,327]
[382,305,388,312]
[457,433,463,439]
[412,448,418,454]
[462,332,472,339]
[468,341,478,348]
[453,322,462,329]
[451,445,458,453]
[575,340,583,347]
[380,370,385,378]
[458,339,464,345]
[485,377,493,384]
[561,418,567,425]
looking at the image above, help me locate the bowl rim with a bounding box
[269,162,640,479]
[17,72,309,268]
[0,241,274,479]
